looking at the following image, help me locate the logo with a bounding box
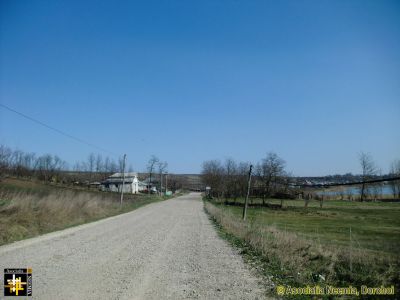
[4,268,32,297]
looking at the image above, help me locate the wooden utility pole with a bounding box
[120,154,126,207]
[242,164,253,220]
[159,170,162,196]
[165,172,168,195]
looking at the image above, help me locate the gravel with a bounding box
[0,193,268,299]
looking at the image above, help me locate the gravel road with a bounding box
[0,193,266,299]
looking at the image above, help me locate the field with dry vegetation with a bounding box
[0,178,167,246]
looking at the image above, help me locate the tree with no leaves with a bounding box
[201,160,224,198]
[258,152,286,205]
[158,161,168,194]
[95,154,103,174]
[0,145,12,176]
[237,161,252,201]
[103,156,117,176]
[359,152,377,201]
[34,154,66,182]
[147,155,159,192]
[389,160,400,199]
[87,153,96,185]
[224,158,237,200]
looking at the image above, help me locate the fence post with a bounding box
[349,227,352,273]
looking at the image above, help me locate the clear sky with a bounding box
[1,0,399,176]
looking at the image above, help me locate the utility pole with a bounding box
[165,172,168,195]
[120,154,126,207]
[242,164,253,220]
[159,170,162,196]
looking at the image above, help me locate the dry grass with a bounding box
[204,201,399,291]
[0,187,160,246]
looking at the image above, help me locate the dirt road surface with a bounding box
[0,193,266,299]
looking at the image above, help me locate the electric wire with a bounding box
[0,103,119,157]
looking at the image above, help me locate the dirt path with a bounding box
[0,193,266,299]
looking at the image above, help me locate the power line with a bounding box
[0,103,119,157]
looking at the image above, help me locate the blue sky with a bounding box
[1,0,399,176]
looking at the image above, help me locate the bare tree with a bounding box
[158,161,168,194]
[258,152,286,205]
[202,160,224,198]
[52,155,67,182]
[87,153,96,185]
[0,148,36,178]
[237,161,252,200]
[73,162,83,172]
[109,159,119,173]
[202,159,254,200]
[0,145,12,176]
[11,149,25,176]
[389,160,400,199]
[22,152,36,176]
[102,156,112,178]
[224,158,237,200]
[34,154,52,181]
[95,154,103,173]
[147,155,159,192]
[359,152,377,201]
[34,154,65,182]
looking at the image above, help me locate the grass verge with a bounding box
[204,199,399,299]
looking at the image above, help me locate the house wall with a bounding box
[101,175,140,194]
[101,182,139,194]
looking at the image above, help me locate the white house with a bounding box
[101,172,139,194]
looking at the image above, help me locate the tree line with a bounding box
[0,144,183,193]
[359,152,400,200]
[202,152,291,203]
[0,144,127,184]
[202,151,400,201]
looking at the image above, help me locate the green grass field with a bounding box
[205,197,400,297]
[217,198,400,256]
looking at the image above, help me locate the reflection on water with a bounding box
[317,185,393,196]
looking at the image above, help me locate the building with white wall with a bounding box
[101,172,139,194]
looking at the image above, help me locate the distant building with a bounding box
[140,177,158,193]
[138,181,148,192]
[101,172,139,194]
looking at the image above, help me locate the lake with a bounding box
[317,185,394,196]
